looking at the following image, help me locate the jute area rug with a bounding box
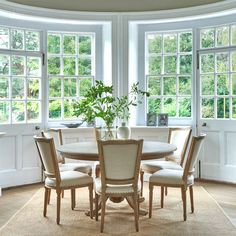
[0,184,235,236]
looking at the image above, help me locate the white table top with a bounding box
[57,141,176,161]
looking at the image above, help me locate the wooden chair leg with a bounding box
[149,184,153,218]
[100,195,106,233]
[95,193,99,221]
[47,188,51,204]
[56,190,61,224]
[62,190,64,198]
[161,186,164,208]
[189,185,194,213]
[71,189,75,210]
[43,187,48,217]
[165,186,168,196]
[140,170,144,196]
[89,185,93,219]
[133,193,139,232]
[181,186,187,221]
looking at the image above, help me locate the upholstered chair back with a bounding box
[167,127,192,165]
[97,139,143,185]
[183,134,206,180]
[34,136,60,180]
[42,129,64,163]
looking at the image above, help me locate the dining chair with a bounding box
[42,129,92,175]
[34,135,93,224]
[149,134,206,221]
[140,127,192,196]
[42,129,93,201]
[95,139,143,233]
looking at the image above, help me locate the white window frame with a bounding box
[0,15,108,128]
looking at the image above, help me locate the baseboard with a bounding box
[196,178,236,186]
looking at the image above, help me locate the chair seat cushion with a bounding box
[95,178,141,195]
[141,160,183,173]
[149,169,194,186]
[59,163,92,174]
[45,171,93,188]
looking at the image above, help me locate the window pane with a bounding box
[12,56,25,75]
[200,28,215,48]
[63,57,76,76]
[164,34,177,53]
[202,98,214,118]
[27,78,39,99]
[64,99,76,118]
[80,77,93,97]
[147,76,161,96]
[179,76,191,95]
[11,29,24,50]
[163,98,176,117]
[12,77,25,99]
[201,75,214,95]
[147,34,162,54]
[163,77,176,95]
[78,58,91,75]
[26,31,40,51]
[63,35,76,54]
[48,34,60,54]
[232,74,236,95]
[148,98,161,114]
[148,57,162,75]
[64,78,77,97]
[0,77,9,98]
[164,56,177,74]
[49,78,61,97]
[12,101,25,123]
[179,98,191,117]
[48,56,61,75]
[179,32,192,52]
[78,36,91,55]
[49,100,61,119]
[217,98,229,118]
[232,98,236,118]
[27,101,40,122]
[216,53,229,73]
[217,74,229,95]
[0,27,9,49]
[27,57,41,76]
[0,55,9,75]
[200,54,214,73]
[0,101,9,123]
[231,52,236,72]
[231,25,236,45]
[216,26,229,47]
[179,55,192,74]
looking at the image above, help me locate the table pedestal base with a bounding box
[85,196,148,217]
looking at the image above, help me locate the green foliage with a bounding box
[73,80,149,127]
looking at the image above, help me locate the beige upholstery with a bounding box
[95,139,143,233]
[149,134,206,221]
[42,129,92,176]
[34,135,93,224]
[140,127,192,195]
[141,160,183,173]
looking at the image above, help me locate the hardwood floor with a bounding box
[0,181,236,229]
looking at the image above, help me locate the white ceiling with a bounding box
[7,0,224,12]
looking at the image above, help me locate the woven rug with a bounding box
[0,184,235,236]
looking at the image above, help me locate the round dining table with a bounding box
[57,140,176,161]
[57,140,176,216]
